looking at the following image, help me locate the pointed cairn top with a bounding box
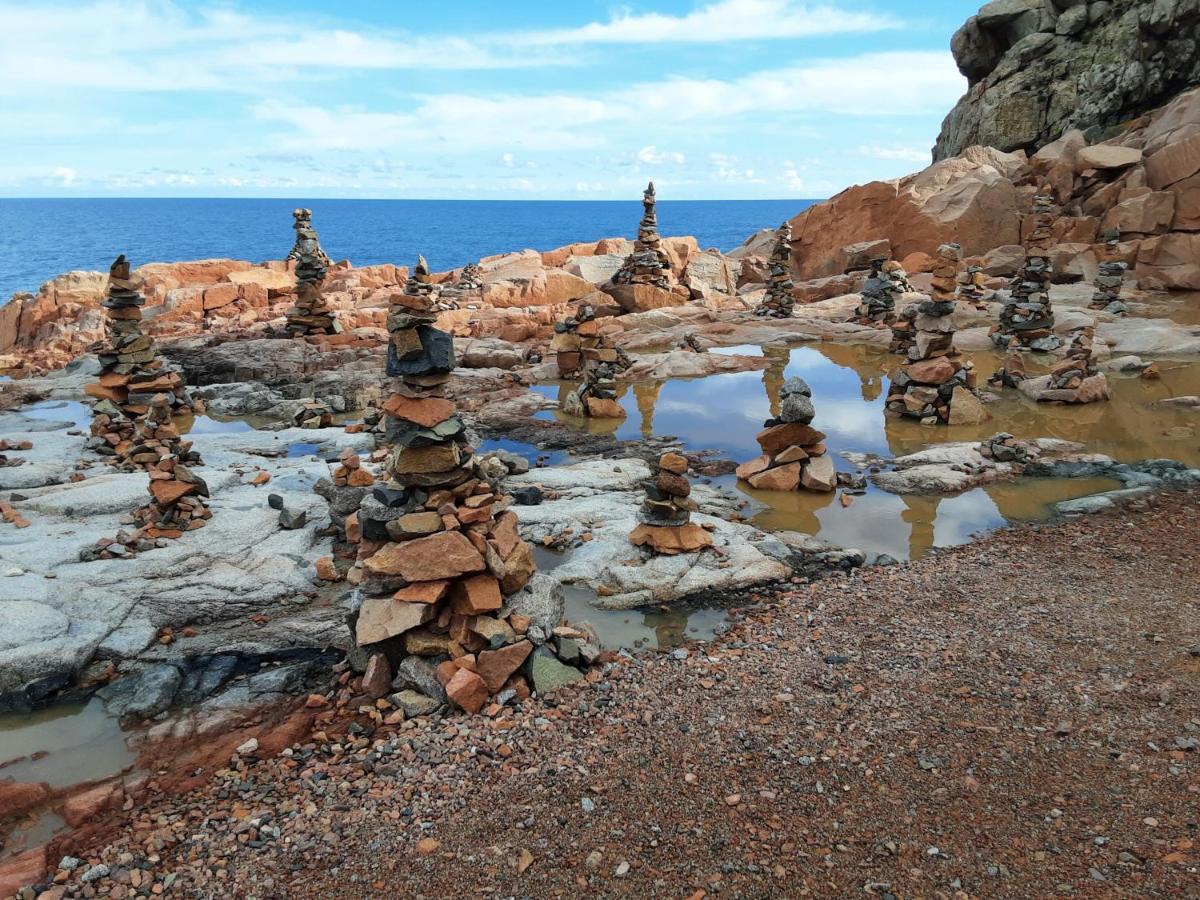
[287,207,331,266]
[415,254,430,279]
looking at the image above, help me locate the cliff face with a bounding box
[934,0,1200,161]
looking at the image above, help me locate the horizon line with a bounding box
[0,195,823,203]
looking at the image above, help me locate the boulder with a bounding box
[602,283,688,313]
[980,244,1025,276]
[746,462,803,491]
[799,455,837,492]
[527,647,584,694]
[355,597,435,645]
[445,668,489,713]
[363,531,486,582]
[1103,191,1175,235]
[947,387,991,424]
[1145,132,1200,189]
[1076,145,1143,172]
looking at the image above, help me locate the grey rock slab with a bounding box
[528,647,584,695]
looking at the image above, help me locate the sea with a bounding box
[0,198,815,302]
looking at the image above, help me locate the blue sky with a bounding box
[0,1,976,199]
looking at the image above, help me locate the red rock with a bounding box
[393,581,449,604]
[60,781,121,827]
[735,454,772,481]
[1145,131,1200,190]
[658,452,688,474]
[747,462,803,491]
[355,597,434,645]
[585,397,626,419]
[345,512,361,544]
[0,846,46,898]
[476,640,534,693]
[436,659,459,686]
[0,779,50,817]
[445,668,490,713]
[450,573,503,615]
[756,423,825,456]
[362,653,392,698]
[905,356,958,385]
[381,394,456,428]
[315,557,340,581]
[347,468,376,487]
[149,479,194,505]
[363,531,485,582]
[799,454,837,492]
[629,523,713,555]
[489,511,521,559]
[499,540,536,594]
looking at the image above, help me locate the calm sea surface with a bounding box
[0,198,814,301]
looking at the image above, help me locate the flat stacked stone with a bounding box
[1090,231,1127,313]
[285,208,338,336]
[613,181,672,289]
[629,452,712,555]
[458,262,483,290]
[755,222,795,318]
[340,257,560,714]
[82,393,211,560]
[956,263,991,308]
[993,193,1060,352]
[885,244,989,425]
[87,255,192,466]
[735,377,836,492]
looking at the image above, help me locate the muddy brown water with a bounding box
[536,342,1199,561]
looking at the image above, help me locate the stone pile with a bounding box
[554,305,631,418]
[1090,233,1128,313]
[82,393,211,560]
[629,452,713,555]
[458,263,483,291]
[612,181,672,289]
[330,258,582,714]
[956,263,991,308]
[735,377,836,493]
[885,244,988,425]
[993,193,1060,352]
[1036,326,1109,404]
[285,209,337,336]
[87,255,192,465]
[755,222,795,318]
[856,257,900,325]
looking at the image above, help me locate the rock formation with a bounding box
[755,222,796,318]
[82,393,211,560]
[1018,325,1111,405]
[339,257,573,714]
[285,209,337,336]
[886,244,989,426]
[458,262,483,291]
[856,257,901,325]
[604,183,689,313]
[956,262,991,308]
[994,193,1061,352]
[629,452,712,555]
[735,377,836,493]
[86,255,192,466]
[936,0,1200,161]
[555,305,630,418]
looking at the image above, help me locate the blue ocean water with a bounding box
[0,198,813,302]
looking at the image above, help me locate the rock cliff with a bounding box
[935,0,1200,160]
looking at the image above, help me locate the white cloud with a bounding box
[52,166,76,186]
[513,0,901,45]
[636,146,686,165]
[858,144,930,162]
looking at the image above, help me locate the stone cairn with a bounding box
[88,255,192,467]
[555,305,631,418]
[856,257,900,325]
[82,393,211,560]
[755,222,795,318]
[885,244,988,425]
[735,377,836,492]
[1038,325,1109,403]
[285,208,337,336]
[629,452,713,555]
[956,263,991,308]
[993,193,1060,352]
[1090,231,1127,313]
[612,181,672,288]
[337,257,577,715]
[458,262,483,291]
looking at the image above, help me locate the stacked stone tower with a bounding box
[994,192,1060,351]
[285,208,337,336]
[554,305,630,418]
[1090,231,1127,312]
[735,377,836,492]
[856,257,900,325]
[885,244,988,425]
[613,182,672,289]
[345,257,545,713]
[629,452,712,555]
[87,255,192,465]
[756,221,795,318]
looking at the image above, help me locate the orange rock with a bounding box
[450,573,503,615]
[382,394,457,428]
[0,780,49,817]
[489,510,521,558]
[364,531,486,582]
[60,781,121,827]
[445,668,489,714]
[250,471,270,485]
[393,581,450,604]
[346,512,361,544]
[149,479,194,505]
[629,522,713,555]
[658,452,688,474]
[905,356,958,385]
[747,462,803,491]
[735,454,771,481]
[585,397,626,419]
[0,846,46,899]
[347,468,376,487]
[476,640,533,693]
[756,423,825,456]
[315,557,341,581]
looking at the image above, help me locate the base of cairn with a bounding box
[630,453,712,555]
[735,377,836,492]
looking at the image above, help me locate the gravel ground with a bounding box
[18,490,1200,899]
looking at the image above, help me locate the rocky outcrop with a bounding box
[936,0,1200,160]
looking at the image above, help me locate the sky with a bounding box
[0,0,977,200]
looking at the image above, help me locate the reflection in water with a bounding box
[0,699,133,789]
[537,343,1197,560]
[534,547,728,649]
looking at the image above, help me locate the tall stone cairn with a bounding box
[956,263,990,308]
[735,377,836,493]
[1037,325,1110,404]
[1089,231,1127,313]
[629,452,712,555]
[613,182,672,288]
[856,257,899,325]
[87,255,192,467]
[994,193,1060,352]
[458,262,483,291]
[755,222,795,318]
[885,244,988,425]
[285,208,337,336]
[82,393,211,560]
[345,256,552,714]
